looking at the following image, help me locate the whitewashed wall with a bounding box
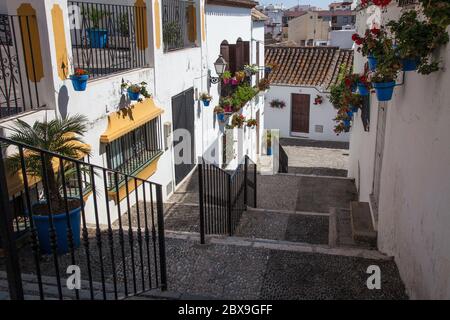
[348,3,450,299]
[204,4,265,167]
[264,85,350,142]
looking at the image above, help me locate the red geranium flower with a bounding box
[370,27,381,36]
[352,33,360,41]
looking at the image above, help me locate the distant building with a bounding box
[318,9,356,30]
[264,46,354,142]
[329,1,353,11]
[288,11,330,46]
[330,28,356,49]
[258,4,285,40]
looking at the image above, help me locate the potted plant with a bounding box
[244,64,259,76]
[235,71,246,83]
[369,51,402,102]
[199,92,212,107]
[70,68,90,92]
[6,115,91,255]
[222,71,232,85]
[387,10,449,73]
[246,119,257,128]
[162,21,183,49]
[353,27,392,71]
[265,130,272,155]
[258,78,271,93]
[231,77,239,86]
[313,95,323,105]
[214,106,225,122]
[270,99,286,109]
[419,0,450,29]
[356,74,371,96]
[121,81,151,102]
[85,8,110,48]
[265,63,277,76]
[231,113,246,128]
[221,97,233,113]
[232,83,258,110]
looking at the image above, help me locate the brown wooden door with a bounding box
[291,94,310,134]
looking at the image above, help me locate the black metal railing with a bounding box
[198,156,257,244]
[162,0,197,52]
[278,144,289,174]
[0,136,167,300]
[397,0,417,6]
[0,14,43,119]
[68,1,148,79]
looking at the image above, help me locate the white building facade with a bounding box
[0,0,264,225]
[264,46,352,142]
[348,1,450,299]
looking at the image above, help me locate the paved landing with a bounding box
[235,209,329,245]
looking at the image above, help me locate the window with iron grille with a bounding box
[106,117,163,187]
[162,0,198,52]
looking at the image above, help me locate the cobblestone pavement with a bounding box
[280,138,350,177]
[257,174,357,213]
[235,209,329,245]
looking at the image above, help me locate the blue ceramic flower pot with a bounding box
[217,113,225,122]
[401,58,419,71]
[267,147,272,156]
[128,90,140,101]
[32,202,82,255]
[357,82,369,96]
[351,105,359,113]
[368,54,378,71]
[372,81,396,102]
[343,119,351,127]
[265,67,272,75]
[87,29,108,48]
[202,100,211,107]
[70,74,89,91]
[347,110,354,118]
[351,84,357,93]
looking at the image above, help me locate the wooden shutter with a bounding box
[236,40,244,71]
[220,42,230,71]
[228,44,236,73]
[243,41,250,66]
[187,3,197,42]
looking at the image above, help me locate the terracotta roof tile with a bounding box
[265,46,354,90]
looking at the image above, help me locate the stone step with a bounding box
[350,201,377,247]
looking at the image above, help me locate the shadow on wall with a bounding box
[204,137,220,164]
[58,85,69,118]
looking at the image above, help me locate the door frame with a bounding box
[290,93,311,137]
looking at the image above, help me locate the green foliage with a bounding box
[419,0,450,28]
[121,81,151,101]
[163,21,182,47]
[84,8,110,29]
[222,71,232,80]
[387,10,449,75]
[231,83,258,109]
[6,115,91,213]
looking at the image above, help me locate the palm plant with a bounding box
[6,115,91,215]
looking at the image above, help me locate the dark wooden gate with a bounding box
[172,87,195,185]
[291,94,310,134]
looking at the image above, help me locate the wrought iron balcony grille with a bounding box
[162,0,198,52]
[68,1,148,80]
[0,14,44,120]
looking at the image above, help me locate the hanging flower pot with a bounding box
[343,119,351,127]
[372,81,396,102]
[223,78,230,85]
[265,66,272,76]
[70,74,89,92]
[70,68,90,92]
[127,88,140,101]
[357,82,370,96]
[367,54,378,71]
[347,110,354,118]
[217,113,225,122]
[199,92,212,107]
[401,58,419,71]
[231,77,239,86]
[350,105,359,113]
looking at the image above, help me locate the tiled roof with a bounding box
[251,8,268,21]
[206,0,257,9]
[283,10,308,17]
[265,46,354,90]
[315,10,355,16]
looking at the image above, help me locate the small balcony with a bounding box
[162,0,198,52]
[68,1,150,80]
[0,14,45,120]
